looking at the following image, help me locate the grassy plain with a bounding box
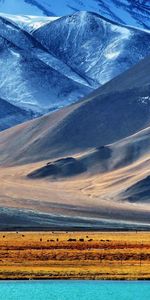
[0,231,149,280]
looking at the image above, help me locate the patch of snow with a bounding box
[138,96,150,105]
[0,13,60,32]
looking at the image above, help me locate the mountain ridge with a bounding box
[0,0,150,29]
[0,10,150,129]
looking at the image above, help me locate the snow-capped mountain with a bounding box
[0,14,91,115]
[33,11,150,88]
[0,0,150,29]
[0,11,150,121]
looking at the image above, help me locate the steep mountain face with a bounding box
[0,0,149,29]
[0,15,91,116]
[33,11,150,88]
[0,11,150,127]
[0,55,150,165]
[0,98,34,131]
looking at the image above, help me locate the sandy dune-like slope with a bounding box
[0,146,150,229]
[0,55,150,165]
[0,55,150,228]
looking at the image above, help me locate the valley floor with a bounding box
[0,231,149,280]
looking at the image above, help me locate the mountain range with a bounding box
[0,11,150,130]
[0,2,150,229]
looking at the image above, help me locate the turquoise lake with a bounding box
[0,281,149,300]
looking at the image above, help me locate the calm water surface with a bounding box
[0,281,149,300]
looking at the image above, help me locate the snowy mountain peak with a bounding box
[33,11,150,87]
[0,0,150,29]
[0,13,60,32]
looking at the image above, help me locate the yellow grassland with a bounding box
[0,231,149,280]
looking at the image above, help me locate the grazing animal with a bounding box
[88,239,93,242]
[79,238,84,242]
[67,238,76,242]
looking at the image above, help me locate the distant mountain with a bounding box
[0,14,91,117]
[0,0,150,29]
[0,11,150,124]
[33,11,150,88]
